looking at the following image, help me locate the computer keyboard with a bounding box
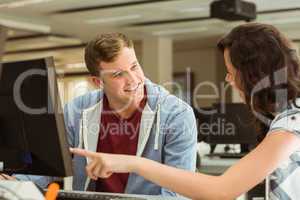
[56,190,147,200]
[206,152,247,159]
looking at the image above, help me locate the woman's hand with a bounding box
[70,148,139,180]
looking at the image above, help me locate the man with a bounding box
[9,33,197,196]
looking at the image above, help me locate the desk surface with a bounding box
[198,156,239,175]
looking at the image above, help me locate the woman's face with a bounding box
[223,48,245,100]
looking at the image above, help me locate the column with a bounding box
[142,36,173,87]
[0,26,8,62]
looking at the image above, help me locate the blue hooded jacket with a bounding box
[16,79,197,197]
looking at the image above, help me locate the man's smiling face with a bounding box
[99,46,145,107]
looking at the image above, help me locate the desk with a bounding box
[0,181,183,200]
[0,181,44,200]
[198,156,246,200]
[198,156,238,175]
[198,156,265,200]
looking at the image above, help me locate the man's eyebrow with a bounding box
[131,61,138,66]
[112,70,123,74]
[100,69,122,75]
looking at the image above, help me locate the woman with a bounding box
[71,23,300,200]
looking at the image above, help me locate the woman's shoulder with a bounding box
[269,98,300,136]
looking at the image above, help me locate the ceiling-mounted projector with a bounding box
[210,0,256,22]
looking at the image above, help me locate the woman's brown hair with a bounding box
[217,23,300,138]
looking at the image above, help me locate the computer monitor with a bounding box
[193,106,215,142]
[197,103,258,151]
[0,57,72,177]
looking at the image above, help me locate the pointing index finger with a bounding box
[70,148,96,158]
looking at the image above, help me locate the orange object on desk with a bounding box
[45,183,60,200]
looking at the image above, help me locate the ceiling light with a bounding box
[65,63,86,69]
[7,29,15,37]
[86,14,141,24]
[47,36,82,44]
[5,35,82,52]
[0,18,50,33]
[152,27,207,36]
[0,0,52,8]
[261,18,300,25]
[179,7,206,13]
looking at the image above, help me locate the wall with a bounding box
[173,37,230,108]
[0,26,7,62]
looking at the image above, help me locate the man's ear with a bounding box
[89,76,103,88]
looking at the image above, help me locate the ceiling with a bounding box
[1,0,300,40]
[1,0,300,70]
